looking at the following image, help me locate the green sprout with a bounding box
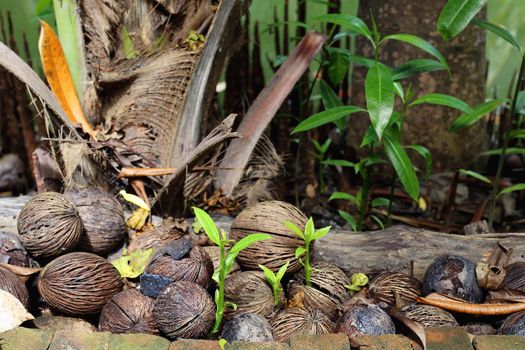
[284,218,331,287]
[345,272,369,295]
[193,207,270,334]
[259,261,289,306]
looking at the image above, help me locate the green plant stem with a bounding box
[305,243,312,287]
[358,168,370,231]
[211,242,226,334]
[273,286,279,306]
[488,54,525,228]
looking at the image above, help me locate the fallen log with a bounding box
[315,225,525,280]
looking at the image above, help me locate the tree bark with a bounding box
[350,0,488,171]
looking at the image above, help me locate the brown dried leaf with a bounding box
[0,264,42,283]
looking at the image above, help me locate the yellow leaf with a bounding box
[38,20,95,138]
[418,197,427,211]
[112,248,154,278]
[127,208,150,230]
[119,190,150,210]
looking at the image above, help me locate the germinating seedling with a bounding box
[193,207,270,334]
[259,261,289,306]
[284,217,331,287]
[345,272,369,296]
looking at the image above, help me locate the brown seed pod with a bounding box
[501,310,525,336]
[17,192,83,259]
[224,271,282,320]
[500,262,525,292]
[368,272,422,306]
[337,303,395,337]
[99,289,158,335]
[400,304,458,327]
[202,246,240,275]
[271,307,335,343]
[128,225,182,253]
[230,201,307,274]
[154,281,215,340]
[145,239,213,288]
[0,265,29,308]
[65,188,126,255]
[288,262,349,320]
[37,252,123,315]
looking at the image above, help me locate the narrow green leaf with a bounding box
[329,192,357,203]
[371,215,385,229]
[458,169,492,184]
[312,226,331,240]
[315,14,374,45]
[392,59,447,81]
[382,34,449,70]
[409,93,472,113]
[437,0,487,40]
[295,246,307,259]
[472,18,521,53]
[320,139,332,154]
[338,210,357,231]
[361,126,379,147]
[479,148,525,156]
[319,80,346,131]
[225,302,238,310]
[366,63,395,140]
[327,48,350,85]
[449,99,506,132]
[348,53,376,67]
[276,261,290,282]
[284,221,304,239]
[371,197,391,207]
[304,218,315,239]
[384,133,420,201]
[510,129,525,140]
[498,183,525,197]
[393,82,404,103]
[322,159,356,167]
[406,145,433,177]
[193,207,220,246]
[292,106,364,134]
[230,234,271,255]
[259,264,277,284]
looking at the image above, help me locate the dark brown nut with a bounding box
[0,265,29,308]
[337,304,395,337]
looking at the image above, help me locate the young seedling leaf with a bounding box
[498,183,525,197]
[479,147,525,156]
[284,221,304,239]
[437,0,487,40]
[366,63,395,140]
[312,226,331,240]
[384,132,420,201]
[295,246,307,259]
[406,145,433,178]
[361,126,379,147]
[322,159,356,167]
[449,99,506,132]
[392,59,447,81]
[382,34,449,71]
[327,48,351,85]
[230,234,271,255]
[276,261,290,282]
[315,14,374,45]
[348,53,376,68]
[193,207,221,246]
[371,197,391,207]
[292,106,364,133]
[304,218,315,240]
[409,93,472,113]
[319,80,345,130]
[219,339,228,350]
[338,210,358,231]
[329,192,357,203]
[111,248,154,279]
[259,264,277,285]
[459,169,492,184]
[393,82,404,103]
[371,215,385,229]
[120,190,150,210]
[320,139,332,154]
[225,302,238,310]
[510,129,525,140]
[472,18,521,53]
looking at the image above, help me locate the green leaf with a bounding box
[320,139,332,154]
[366,63,395,140]
[449,99,506,132]
[348,53,376,68]
[259,264,277,284]
[315,14,374,45]
[498,183,525,197]
[384,132,420,201]
[329,191,357,204]
[121,27,138,59]
[319,80,346,131]
[371,215,385,229]
[304,218,315,240]
[479,148,525,156]
[406,145,433,177]
[458,169,492,184]
[292,106,364,134]
[371,197,390,207]
[322,159,356,167]
[409,93,472,113]
[327,48,350,85]
[382,34,449,71]
[112,248,154,278]
[361,126,379,147]
[193,207,220,246]
[276,261,290,282]
[437,0,487,40]
[510,129,525,140]
[295,246,307,259]
[284,221,304,239]
[472,19,521,53]
[312,226,331,241]
[338,210,357,231]
[273,55,288,68]
[230,234,271,256]
[392,59,447,81]
[225,302,238,310]
[219,339,228,350]
[393,82,404,103]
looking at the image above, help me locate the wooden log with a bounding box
[314,225,525,280]
[0,195,30,234]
